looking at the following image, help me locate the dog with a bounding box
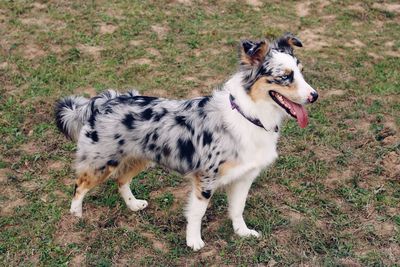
[55,33,318,251]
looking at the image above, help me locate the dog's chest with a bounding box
[239,130,279,169]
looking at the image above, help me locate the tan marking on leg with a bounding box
[73,167,113,199]
[218,161,239,176]
[116,158,149,187]
[189,172,204,200]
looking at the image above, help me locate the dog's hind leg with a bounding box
[185,189,210,251]
[226,169,260,238]
[116,158,149,212]
[185,173,213,251]
[70,167,114,217]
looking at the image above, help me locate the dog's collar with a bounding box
[229,94,278,133]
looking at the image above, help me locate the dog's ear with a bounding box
[240,39,269,66]
[275,32,303,53]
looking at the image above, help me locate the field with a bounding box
[0,0,399,266]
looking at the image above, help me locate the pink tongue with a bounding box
[287,100,309,128]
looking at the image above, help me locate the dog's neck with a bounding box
[222,72,286,131]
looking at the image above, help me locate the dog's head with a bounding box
[240,33,318,128]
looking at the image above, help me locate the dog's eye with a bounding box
[281,75,288,80]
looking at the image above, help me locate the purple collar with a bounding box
[229,94,278,133]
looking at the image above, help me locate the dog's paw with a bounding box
[127,199,148,211]
[70,206,83,218]
[235,227,261,238]
[70,200,83,217]
[186,237,205,251]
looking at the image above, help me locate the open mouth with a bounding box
[269,91,309,128]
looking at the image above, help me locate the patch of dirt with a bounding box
[184,76,198,82]
[272,228,291,245]
[83,204,116,225]
[151,25,169,39]
[283,209,304,224]
[347,3,365,12]
[32,2,47,10]
[246,0,262,8]
[99,23,118,34]
[54,214,83,245]
[384,244,400,263]
[20,17,52,26]
[384,41,395,47]
[0,168,10,183]
[0,61,8,69]
[186,89,202,98]
[321,14,336,22]
[129,40,143,46]
[146,47,161,57]
[49,44,68,54]
[70,254,85,266]
[367,51,383,60]
[141,232,168,252]
[48,160,65,171]
[204,76,223,90]
[174,0,192,5]
[199,247,218,258]
[344,39,366,48]
[322,89,345,98]
[381,151,400,178]
[371,221,396,238]
[128,58,154,66]
[325,169,352,188]
[298,28,329,50]
[74,86,97,97]
[62,177,75,186]
[20,16,66,30]
[77,44,104,59]
[312,145,340,162]
[372,3,400,13]
[337,258,362,267]
[104,8,124,20]
[318,0,331,10]
[144,88,169,97]
[0,197,27,215]
[20,141,40,154]
[0,180,26,215]
[296,1,310,17]
[382,135,398,146]
[22,44,46,60]
[21,180,40,191]
[346,119,370,133]
[383,50,400,58]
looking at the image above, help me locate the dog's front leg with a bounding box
[185,189,210,251]
[226,170,260,238]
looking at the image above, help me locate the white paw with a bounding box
[70,205,83,218]
[127,199,148,211]
[235,227,261,238]
[186,236,205,251]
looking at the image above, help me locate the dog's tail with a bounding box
[55,89,139,142]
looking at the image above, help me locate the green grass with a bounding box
[0,0,399,266]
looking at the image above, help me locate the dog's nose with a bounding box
[309,91,318,103]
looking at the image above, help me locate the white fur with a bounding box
[118,183,148,211]
[185,190,209,251]
[70,188,89,217]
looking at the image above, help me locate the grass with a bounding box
[0,0,399,266]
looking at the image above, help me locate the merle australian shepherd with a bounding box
[55,33,318,250]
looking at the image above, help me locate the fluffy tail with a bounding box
[55,89,139,141]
